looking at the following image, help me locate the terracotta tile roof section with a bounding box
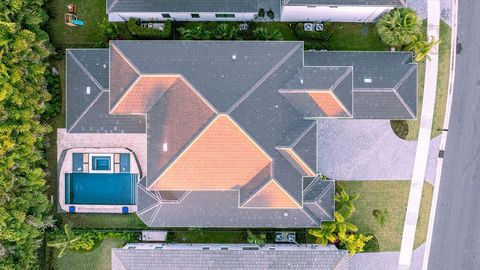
[109,45,140,107]
[150,114,272,190]
[277,147,315,176]
[146,79,216,184]
[242,179,301,208]
[111,75,178,114]
[308,92,347,117]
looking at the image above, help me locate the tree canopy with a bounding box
[0,0,53,268]
[376,8,422,47]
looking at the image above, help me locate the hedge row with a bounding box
[127,18,172,39]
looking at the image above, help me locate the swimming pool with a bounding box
[65,173,137,205]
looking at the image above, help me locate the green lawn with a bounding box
[391,21,452,140]
[46,0,106,47]
[50,238,126,270]
[338,181,433,251]
[60,214,147,229]
[328,23,389,51]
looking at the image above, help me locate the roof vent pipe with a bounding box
[232,55,237,60]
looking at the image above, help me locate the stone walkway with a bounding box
[398,0,442,268]
[351,244,426,270]
[316,119,440,183]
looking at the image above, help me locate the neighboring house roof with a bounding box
[65,41,416,227]
[283,0,404,6]
[111,245,349,270]
[107,0,259,13]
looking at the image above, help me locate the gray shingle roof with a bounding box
[66,49,146,133]
[66,41,417,228]
[112,246,349,270]
[305,51,417,119]
[284,0,404,6]
[108,0,259,13]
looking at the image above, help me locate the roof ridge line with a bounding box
[393,65,416,90]
[226,43,303,114]
[330,66,353,92]
[308,179,334,202]
[67,90,106,132]
[68,50,106,91]
[241,178,302,208]
[290,121,316,148]
[146,114,217,190]
[107,0,120,12]
[315,201,333,220]
[393,89,416,119]
[111,43,142,75]
[352,88,394,92]
[301,205,322,226]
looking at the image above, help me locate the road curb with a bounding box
[421,0,458,269]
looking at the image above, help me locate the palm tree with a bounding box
[376,7,422,47]
[246,230,266,247]
[47,225,81,258]
[406,34,440,61]
[338,233,373,256]
[252,27,283,41]
[308,222,336,245]
[213,23,241,40]
[334,190,359,218]
[334,211,358,238]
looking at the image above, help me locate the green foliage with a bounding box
[48,227,138,256]
[338,233,373,256]
[266,9,274,19]
[213,23,242,40]
[178,25,212,40]
[406,34,440,61]
[308,223,336,246]
[42,72,61,121]
[98,18,119,40]
[246,230,266,247]
[295,22,333,50]
[335,189,360,218]
[127,18,172,39]
[252,27,283,41]
[258,8,265,18]
[391,120,410,139]
[376,8,422,47]
[372,208,390,228]
[363,234,380,252]
[0,0,53,268]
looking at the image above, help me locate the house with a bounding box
[106,0,404,22]
[58,40,416,228]
[111,243,349,270]
[281,0,405,22]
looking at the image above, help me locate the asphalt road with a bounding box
[427,1,480,269]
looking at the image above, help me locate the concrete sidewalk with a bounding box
[398,0,441,269]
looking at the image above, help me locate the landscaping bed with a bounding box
[391,21,452,140]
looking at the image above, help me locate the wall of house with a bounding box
[108,12,256,22]
[280,5,392,22]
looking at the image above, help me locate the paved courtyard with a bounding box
[317,119,440,182]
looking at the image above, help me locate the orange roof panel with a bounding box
[150,114,272,190]
[308,92,346,117]
[112,76,178,114]
[242,179,300,208]
[278,148,315,176]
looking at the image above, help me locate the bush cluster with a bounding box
[127,18,172,39]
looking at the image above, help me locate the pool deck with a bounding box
[57,128,146,213]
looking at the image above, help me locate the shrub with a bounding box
[98,18,119,40]
[127,18,172,39]
[390,120,410,139]
[258,8,265,18]
[267,9,274,19]
[178,25,212,40]
[372,208,389,227]
[42,72,62,121]
[363,234,380,252]
[252,27,283,41]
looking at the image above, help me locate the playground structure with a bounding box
[65,4,84,27]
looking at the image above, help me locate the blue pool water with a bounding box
[65,173,137,205]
